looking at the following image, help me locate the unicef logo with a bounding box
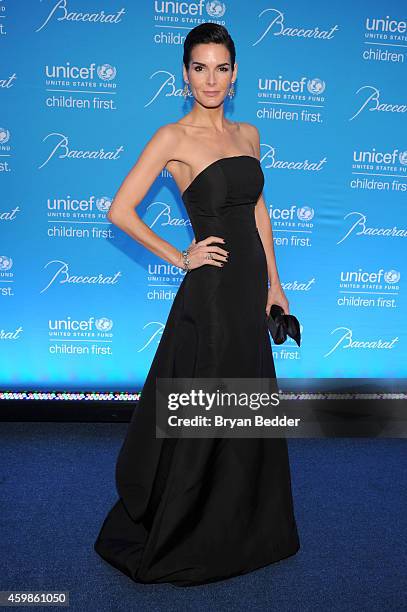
[0,255,13,270]
[97,64,117,81]
[384,270,400,284]
[0,128,10,144]
[95,317,113,332]
[399,151,407,166]
[96,196,112,212]
[206,1,226,17]
[307,79,325,95]
[297,206,314,221]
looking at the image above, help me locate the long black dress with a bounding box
[94,155,300,586]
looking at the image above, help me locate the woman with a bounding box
[94,23,300,587]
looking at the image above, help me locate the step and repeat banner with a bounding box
[1,0,406,391]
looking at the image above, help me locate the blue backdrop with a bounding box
[1,0,406,391]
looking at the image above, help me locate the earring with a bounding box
[182,82,190,98]
[228,82,235,98]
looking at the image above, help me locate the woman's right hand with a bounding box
[180,236,229,270]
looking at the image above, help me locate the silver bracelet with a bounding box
[181,247,191,272]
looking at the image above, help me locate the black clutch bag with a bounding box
[266,304,301,346]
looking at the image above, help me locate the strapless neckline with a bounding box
[181,155,260,200]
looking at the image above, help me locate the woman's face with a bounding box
[184,42,237,106]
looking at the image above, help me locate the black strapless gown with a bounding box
[94,155,300,586]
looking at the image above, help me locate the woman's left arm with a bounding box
[255,193,290,316]
[247,123,290,315]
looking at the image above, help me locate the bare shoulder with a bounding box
[239,121,260,140]
[149,122,180,148]
[238,121,260,155]
[139,122,186,169]
[151,122,196,157]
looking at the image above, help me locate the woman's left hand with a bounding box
[266,283,289,316]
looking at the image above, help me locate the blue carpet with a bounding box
[0,423,405,611]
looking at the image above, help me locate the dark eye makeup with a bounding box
[193,66,229,72]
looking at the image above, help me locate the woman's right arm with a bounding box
[107,124,184,268]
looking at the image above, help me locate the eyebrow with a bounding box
[191,61,231,67]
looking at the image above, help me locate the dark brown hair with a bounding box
[183,23,236,71]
